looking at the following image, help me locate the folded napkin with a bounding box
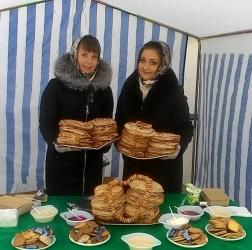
[204,206,252,217]
[228,206,252,217]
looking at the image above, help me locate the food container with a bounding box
[0,208,19,227]
[60,209,94,226]
[30,205,58,223]
[158,213,189,230]
[176,205,204,221]
[204,206,232,218]
[121,233,161,250]
[184,184,201,205]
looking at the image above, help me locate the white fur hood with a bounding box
[54,53,112,91]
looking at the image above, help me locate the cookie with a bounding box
[13,234,26,247]
[39,235,52,246]
[188,227,203,234]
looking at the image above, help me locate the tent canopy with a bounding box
[1,0,252,38]
[101,0,252,38]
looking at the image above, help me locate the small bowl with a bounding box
[121,233,161,250]
[158,213,189,230]
[30,205,58,223]
[204,206,232,218]
[60,210,94,226]
[176,205,204,221]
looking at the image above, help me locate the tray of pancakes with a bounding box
[116,121,180,159]
[12,226,55,250]
[205,217,246,241]
[69,220,110,246]
[55,118,119,149]
[166,225,208,248]
[91,174,164,225]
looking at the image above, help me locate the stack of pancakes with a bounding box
[56,119,93,147]
[90,118,118,148]
[91,179,125,221]
[56,118,118,148]
[124,176,164,223]
[117,121,180,158]
[91,174,164,224]
[117,121,154,157]
[145,132,180,157]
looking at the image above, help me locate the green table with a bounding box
[1,194,251,250]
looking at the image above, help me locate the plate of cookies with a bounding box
[166,225,208,248]
[11,226,55,249]
[69,220,110,246]
[205,217,246,241]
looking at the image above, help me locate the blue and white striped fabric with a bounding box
[0,0,188,194]
[196,52,252,209]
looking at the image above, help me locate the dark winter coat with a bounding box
[39,54,113,195]
[115,68,193,192]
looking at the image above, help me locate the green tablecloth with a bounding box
[1,194,251,250]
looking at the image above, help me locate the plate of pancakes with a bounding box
[116,121,181,159]
[205,217,246,241]
[56,118,118,149]
[166,226,208,248]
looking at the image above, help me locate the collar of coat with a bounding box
[54,53,112,91]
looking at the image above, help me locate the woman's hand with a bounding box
[54,144,81,153]
[160,146,181,160]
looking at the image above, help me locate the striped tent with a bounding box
[0,0,252,210]
[0,0,187,193]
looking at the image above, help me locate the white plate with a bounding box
[205,224,246,241]
[12,235,56,250]
[166,232,208,248]
[69,233,110,246]
[118,146,180,160]
[54,137,119,150]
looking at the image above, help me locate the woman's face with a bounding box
[138,48,161,80]
[77,47,99,74]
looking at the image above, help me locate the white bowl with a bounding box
[176,205,204,221]
[60,210,94,226]
[30,205,58,223]
[121,233,161,250]
[204,206,232,218]
[158,213,189,230]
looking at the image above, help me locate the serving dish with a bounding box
[203,206,232,218]
[205,224,246,241]
[69,233,110,246]
[158,213,189,230]
[12,236,56,250]
[121,232,161,250]
[60,209,94,226]
[54,137,119,150]
[176,205,204,221]
[117,146,180,160]
[30,205,58,223]
[166,231,208,248]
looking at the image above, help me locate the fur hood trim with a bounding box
[54,53,112,91]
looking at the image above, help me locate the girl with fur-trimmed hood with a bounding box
[40,35,113,195]
[115,41,193,192]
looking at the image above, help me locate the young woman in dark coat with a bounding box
[39,35,113,195]
[115,41,193,192]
